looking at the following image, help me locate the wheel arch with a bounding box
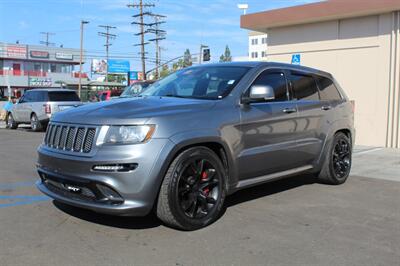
[159,136,236,195]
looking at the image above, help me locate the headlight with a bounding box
[96,125,155,145]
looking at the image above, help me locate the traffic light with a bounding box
[203,48,210,62]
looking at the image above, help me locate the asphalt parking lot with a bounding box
[0,126,399,266]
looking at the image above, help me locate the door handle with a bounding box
[321,105,332,111]
[282,107,297,114]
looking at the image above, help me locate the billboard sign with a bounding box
[55,52,73,60]
[129,71,144,84]
[129,71,138,80]
[30,50,49,59]
[29,77,52,87]
[108,59,130,73]
[92,59,107,74]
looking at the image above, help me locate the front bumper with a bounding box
[36,138,175,216]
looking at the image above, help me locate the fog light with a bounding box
[92,163,137,172]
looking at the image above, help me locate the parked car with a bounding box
[36,62,354,230]
[119,81,155,98]
[97,90,122,101]
[6,89,83,131]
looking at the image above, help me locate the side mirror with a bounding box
[244,85,275,103]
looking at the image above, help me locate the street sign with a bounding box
[291,54,301,65]
[203,49,210,62]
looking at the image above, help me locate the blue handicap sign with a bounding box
[291,54,301,65]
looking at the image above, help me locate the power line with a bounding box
[98,25,117,82]
[127,0,156,80]
[40,32,55,46]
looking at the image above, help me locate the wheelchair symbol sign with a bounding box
[291,54,301,65]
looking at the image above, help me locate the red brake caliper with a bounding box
[201,171,210,196]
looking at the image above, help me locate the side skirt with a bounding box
[236,165,314,190]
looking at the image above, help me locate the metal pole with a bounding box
[199,45,202,64]
[139,0,146,80]
[106,27,109,82]
[78,20,89,99]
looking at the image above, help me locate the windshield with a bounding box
[140,66,250,99]
[121,83,152,97]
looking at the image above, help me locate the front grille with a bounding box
[44,123,97,153]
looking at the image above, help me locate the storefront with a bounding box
[0,42,84,98]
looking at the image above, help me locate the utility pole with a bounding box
[148,14,166,79]
[127,0,155,81]
[98,25,117,82]
[78,20,89,99]
[40,32,55,46]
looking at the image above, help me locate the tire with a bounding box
[30,113,43,132]
[6,113,18,129]
[156,147,226,231]
[318,132,352,185]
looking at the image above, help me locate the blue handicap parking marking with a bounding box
[0,195,50,208]
[291,54,301,65]
[0,180,50,208]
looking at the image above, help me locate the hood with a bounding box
[51,96,217,125]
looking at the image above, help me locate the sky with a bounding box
[0,0,319,72]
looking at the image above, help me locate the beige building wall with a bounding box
[262,12,400,148]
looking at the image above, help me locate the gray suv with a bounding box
[36,62,354,230]
[7,89,82,131]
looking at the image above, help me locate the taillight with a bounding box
[44,104,51,114]
[350,100,355,113]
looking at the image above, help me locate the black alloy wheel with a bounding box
[177,158,220,219]
[332,137,351,178]
[157,147,226,230]
[318,132,352,185]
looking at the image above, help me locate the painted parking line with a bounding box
[0,181,37,189]
[353,147,384,156]
[0,195,50,208]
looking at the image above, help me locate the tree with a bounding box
[172,59,185,71]
[107,74,126,83]
[159,64,170,78]
[219,45,232,62]
[183,49,192,67]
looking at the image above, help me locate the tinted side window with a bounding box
[290,73,319,101]
[48,91,80,101]
[41,91,49,102]
[30,91,44,102]
[23,92,32,102]
[252,71,289,102]
[30,91,47,102]
[316,76,342,101]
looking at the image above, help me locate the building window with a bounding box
[34,63,41,72]
[262,37,267,44]
[251,52,258,58]
[261,51,267,58]
[251,38,258,45]
[50,64,56,73]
